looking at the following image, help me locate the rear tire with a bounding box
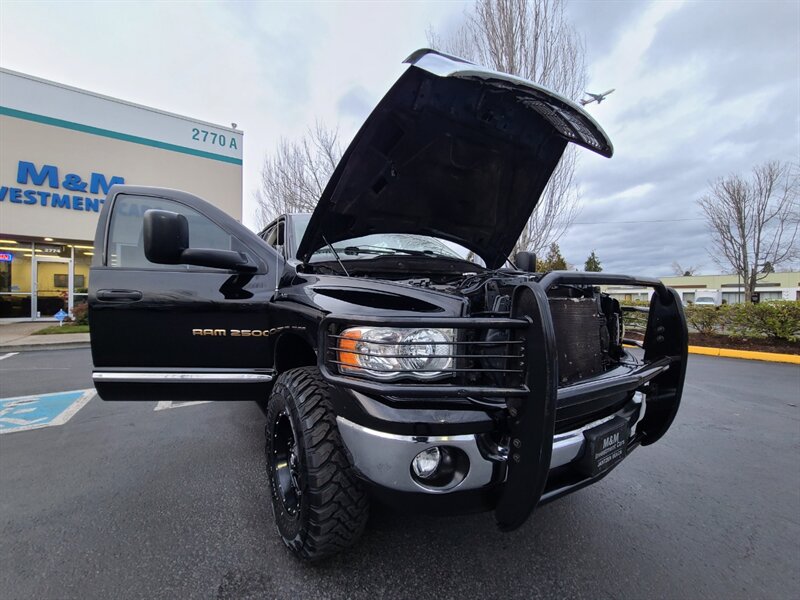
[265,367,369,560]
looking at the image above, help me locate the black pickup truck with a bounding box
[88,49,687,560]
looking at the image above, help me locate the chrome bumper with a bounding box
[337,392,645,494]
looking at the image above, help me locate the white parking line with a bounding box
[0,352,20,361]
[154,400,212,411]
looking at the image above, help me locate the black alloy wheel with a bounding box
[270,410,302,517]
[264,367,369,560]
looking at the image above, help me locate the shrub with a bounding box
[620,298,651,308]
[731,301,800,342]
[684,305,720,335]
[619,299,650,334]
[715,303,738,333]
[70,302,89,326]
[620,298,800,342]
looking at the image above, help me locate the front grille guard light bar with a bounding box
[318,274,682,401]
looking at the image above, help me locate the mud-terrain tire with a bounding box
[265,367,369,560]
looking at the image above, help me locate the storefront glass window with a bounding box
[759,291,783,301]
[73,245,93,308]
[34,243,71,259]
[722,291,744,304]
[0,242,33,318]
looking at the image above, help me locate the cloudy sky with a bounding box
[1,0,797,276]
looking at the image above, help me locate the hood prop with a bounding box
[322,235,350,277]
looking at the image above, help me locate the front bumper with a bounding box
[338,392,645,497]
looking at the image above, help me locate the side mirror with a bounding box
[143,209,254,272]
[515,251,537,272]
[143,209,188,264]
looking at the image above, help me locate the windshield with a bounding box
[291,214,468,263]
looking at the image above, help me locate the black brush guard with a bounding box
[318,272,688,530]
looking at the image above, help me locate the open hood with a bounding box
[297,49,613,269]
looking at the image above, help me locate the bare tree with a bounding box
[698,160,799,302]
[670,261,701,277]
[428,0,587,256]
[254,122,342,229]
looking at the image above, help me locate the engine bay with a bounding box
[306,260,629,387]
[397,270,627,386]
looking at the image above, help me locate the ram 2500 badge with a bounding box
[89,49,688,560]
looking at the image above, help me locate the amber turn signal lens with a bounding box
[337,329,362,368]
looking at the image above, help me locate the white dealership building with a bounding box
[0,68,243,320]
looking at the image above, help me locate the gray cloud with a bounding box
[644,1,798,100]
[336,85,372,121]
[567,1,651,59]
[559,0,799,276]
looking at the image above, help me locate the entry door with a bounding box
[89,187,283,402]
[33,257,70,319]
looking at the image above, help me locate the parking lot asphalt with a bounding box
[0,348,798,599]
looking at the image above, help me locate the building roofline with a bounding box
[0,67,242,134]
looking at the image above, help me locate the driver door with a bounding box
[89,186,281,402]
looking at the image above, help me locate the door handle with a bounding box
[96,289,143,302]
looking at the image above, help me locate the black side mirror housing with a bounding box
[515,251,537,272]
[143,209,254,272]
[144,209,189,264]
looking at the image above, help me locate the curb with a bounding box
[0,342,91,353]
[688,345,800,365]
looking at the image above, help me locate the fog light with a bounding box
[412,447,441,479]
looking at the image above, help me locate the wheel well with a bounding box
[274,333,317,374]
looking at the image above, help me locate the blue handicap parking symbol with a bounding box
[0,389,94,433]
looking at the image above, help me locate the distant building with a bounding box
[604,272,800,305]
[0,68,243,321]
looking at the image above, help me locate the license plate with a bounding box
[578,417,629,477]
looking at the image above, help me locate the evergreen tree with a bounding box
[540,242,568,271]
[584,250,602,272]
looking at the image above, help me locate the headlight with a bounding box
[336,326,454,380]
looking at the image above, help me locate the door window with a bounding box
[106,195,243,269]
[261,222,284,248]
[35,259,69,317]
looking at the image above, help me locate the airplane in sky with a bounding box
[579,89,615,106]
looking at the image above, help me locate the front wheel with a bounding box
[265,367,369,560]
